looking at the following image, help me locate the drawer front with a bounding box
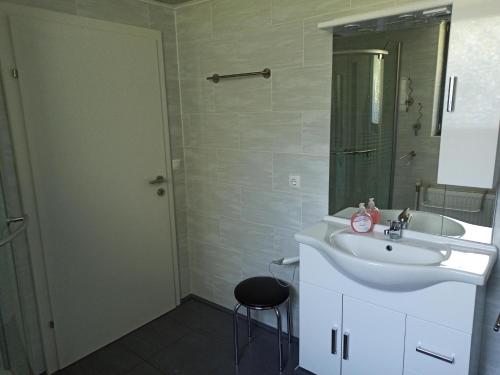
[404,316,471,375]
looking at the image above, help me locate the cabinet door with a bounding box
[437,0,500,188]
[341,296,405,375]
[299,282,342,375]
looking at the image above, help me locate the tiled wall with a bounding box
[175,0,424,332]
[175,1,500,373]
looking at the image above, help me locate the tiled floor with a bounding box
[56,298,307,375]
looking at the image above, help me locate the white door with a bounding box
[341,296,405,375]
[299,282,342,375]
[2,10,177,368]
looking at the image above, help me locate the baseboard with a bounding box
[181,293,299,342]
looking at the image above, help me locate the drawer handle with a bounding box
[343,332,349,360]
[331,328,337,355]
[416,346,455,364]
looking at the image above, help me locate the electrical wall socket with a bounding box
[289,175,301,188]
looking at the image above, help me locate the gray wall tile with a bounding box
[239,112,302,152]
[212,0,271,37]
[241,188,301,229]
[238,22,303,70]
[271,0,349,24]
[184,113,239,149]
[176,2,212,42]
[187,177,241,219]
[185,147,218,181]
[187,210,220,245]
[302,111,330,155]
[217,149,273,189]
[220,217,274,253]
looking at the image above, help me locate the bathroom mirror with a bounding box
[328,8,496,244]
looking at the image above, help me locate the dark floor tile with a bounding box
[55,363,86,375]
[124,362,165,375]
[75,342,144,375]
[169,299,245,342]
[56,299,298,375]
[118,314,192,360]
[148,330,229,375]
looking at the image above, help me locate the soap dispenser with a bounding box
[367,198,381,224]
[351,203,374,233]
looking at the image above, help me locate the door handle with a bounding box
[331,328,338,355]
[149,175,166,185]
[343,332,350,360]
[446,76,457,112]
[6,216,25,225]
[493,313,500,332]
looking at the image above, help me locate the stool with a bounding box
[233,276,292,372]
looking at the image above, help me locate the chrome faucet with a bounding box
[384,220,403,240]
[398,208,412,229]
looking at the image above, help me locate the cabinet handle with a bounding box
[416,346,455,364]
[331,328,337,354]
[446,76,457,112]
[343,332,349,360]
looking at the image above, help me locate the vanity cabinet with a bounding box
[437,0,500,188]
[341,296,405,375]
[300,282,405,375]
[299,244,480,375]
[300,282,342,375]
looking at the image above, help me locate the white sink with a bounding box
[335,207,466,237]
[331,232,449,266]
[295,216,497,291]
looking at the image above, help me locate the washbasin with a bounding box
[334,207,466,237]
[294,217,497,291]
[331,232,448,266]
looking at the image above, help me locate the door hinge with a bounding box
[11,68,19,79]
[49,320,55,329]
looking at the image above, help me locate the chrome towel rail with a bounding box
[331,148,377,156]
[206,68,271,83]
[0,215,28,248]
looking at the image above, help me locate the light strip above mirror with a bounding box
[318,0,452,32]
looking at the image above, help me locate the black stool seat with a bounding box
[234,276,289,309]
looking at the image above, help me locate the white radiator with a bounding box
[421,186,495,227]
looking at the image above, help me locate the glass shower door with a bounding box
[0,173,31,375]
[329,46,398,214]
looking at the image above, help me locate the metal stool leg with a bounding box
[233,303,241,366]
[274,307,284,372]
[247,307,252,341]
[287,297,292,344]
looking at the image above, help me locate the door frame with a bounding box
[0,3,181,373]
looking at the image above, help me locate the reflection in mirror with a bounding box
[328,10,495,244]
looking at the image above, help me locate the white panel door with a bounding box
[299,282,342,375]
[341,296,405,375]
[437,0,500,188]
[6,12,177,368]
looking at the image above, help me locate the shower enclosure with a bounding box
[0,75,36,374]
[329,39,400,214]
[0,177,31,375]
